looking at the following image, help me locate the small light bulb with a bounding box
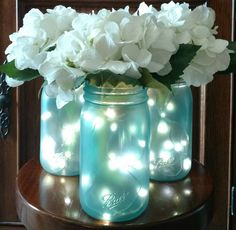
[148,98,155,106]
[81,175,90,187]
[183,158,191,170]
[167,102,175,111]
[41,112,52,121]
[160,112,166,118]
[138,140,146,148]
[163,140,174,150]
[157,121,169,134]
[103,213,111,221]
[174,143,183,152]
[65,151,72,159]
[137,188,148,197]
[105,108,116,119]
[110,123,118,132]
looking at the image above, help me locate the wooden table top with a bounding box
[16,159,213,230]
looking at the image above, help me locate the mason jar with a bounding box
[40,87,84,176]
[148,81,192,181]
[79,82,150,222]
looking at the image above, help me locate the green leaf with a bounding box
[0,61,40,81]
[139,68,172,105]
[139,68,168,89]
[153,44,200,89]
[218,41,236,74]
[85,70,141,88]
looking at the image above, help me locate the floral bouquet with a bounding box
[0,1,235,108]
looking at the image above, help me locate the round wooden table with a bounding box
[16,159,213,230]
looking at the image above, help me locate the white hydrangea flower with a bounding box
[157,1,191,27]
[47,5,78,33]
[181,38,231,86]
[121,44,152,78]
[137,2,158,15]
[119,15,145,43]
[5,6,77,71]
[3,3,234,108]
[5,76,24,87]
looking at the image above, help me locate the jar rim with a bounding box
[84,81,145,96]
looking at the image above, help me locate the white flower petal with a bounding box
[79,49,105,72]
[5,76,24,87]
[102,61,130,74]
[122,44,139,62]
[208,39,229,53]
[124,62,141,79]
[136,49,152,67]
[121,44,152,67]
[94,34,119,59]
[152,29,177,52]
[181,64,213,86]
[120,17,143,43]
[44,83,58,97]
[56,89,74,109]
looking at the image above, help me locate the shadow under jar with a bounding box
[79,82,150,222]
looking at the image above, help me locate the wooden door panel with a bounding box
[0,0,19,223]
[0,226,25,230]
[205,1,233,229]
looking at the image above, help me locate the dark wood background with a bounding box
[0,0,235,229]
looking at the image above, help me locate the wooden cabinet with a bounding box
[0,0,235,229]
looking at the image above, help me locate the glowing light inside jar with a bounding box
[160,112,166,118]
[148,98,155,106]
[157,121,169,134]
[110,123,118,132]
[163,140,174,150]
[105,108,116,119]
[41,111,52,121]
[101,188,111,198]
[81,175,90,187]
[83,111,93,121]
[94,117,104,130]
[103,213,111,221]
[129,125,137,134]
[166,102,175,111]
[108,153,143,172]
[159,151,172,162]
[65,151,72,159]
[79,94,85,103]
[138,140,146,148]
[61,124,79,145]
[183,158,191,170]
[137,188,148,197]
[183,189,192,195]
[174,143,184,152]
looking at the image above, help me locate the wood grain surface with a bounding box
[16,159,213,230]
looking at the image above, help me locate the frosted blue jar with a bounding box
[40,87,83,176]
[148,81,192,181]
[79,82,150,222]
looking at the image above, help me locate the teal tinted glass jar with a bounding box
[148,81,192,181]
[80,82,150,222]
[40,87,83,176]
